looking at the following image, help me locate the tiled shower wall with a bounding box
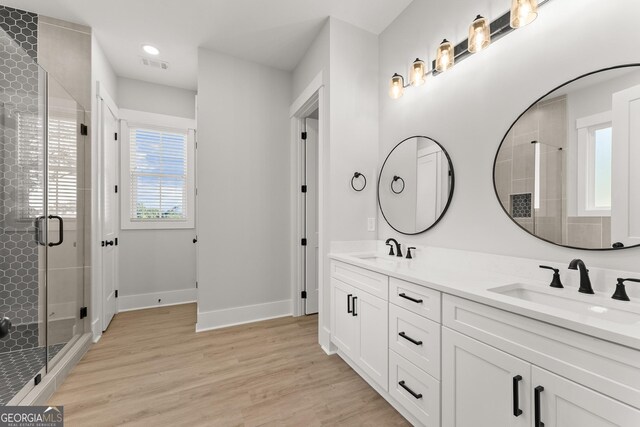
[495,96,566,244]
[0,5,41,354]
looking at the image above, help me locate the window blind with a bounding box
[48,111,78,218]
[129,127,188,221]
[16,110,78,220]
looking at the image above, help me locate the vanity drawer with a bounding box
[389,350,440,427]
[389,278,441,322]
[331,261,388,300]
[389,304,440,379]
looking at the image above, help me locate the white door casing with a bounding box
[305,118,319,314]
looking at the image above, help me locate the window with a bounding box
[576,111,612,216]
[120,110,196,229]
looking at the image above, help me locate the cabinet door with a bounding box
[331,278,357,360]
[355,290,388,391]
[532,366,640,427]
[442,328,531,427]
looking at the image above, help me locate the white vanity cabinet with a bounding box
[330,257,640,427]
[442,295,640,427]
[330,263,389,390]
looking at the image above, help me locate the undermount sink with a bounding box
[489,283,640,325]
[351,253,403,267]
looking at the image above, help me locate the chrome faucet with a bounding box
[568,259,594,294]
[385,238,403,257]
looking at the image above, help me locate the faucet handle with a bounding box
[539,265,563,289]
[406,247,416,259]
[386,242,395,256]
[612,278,640,301]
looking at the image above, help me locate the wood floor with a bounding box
[49,304,409,426]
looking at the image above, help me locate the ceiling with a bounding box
[2,0,413,90]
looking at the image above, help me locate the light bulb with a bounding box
[436,39,454,73]
[510,0,538,28]
[409,58,426,87]
[468,15,491,53]
[389,73,405,99]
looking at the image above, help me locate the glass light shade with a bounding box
[409,58,426,87]
[435,39,454,73]
[468,15,491,53]
[510,0,538,28]
[389,73,405,99]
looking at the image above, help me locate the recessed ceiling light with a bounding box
[142,45,160,56]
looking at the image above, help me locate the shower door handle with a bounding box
[34,216,46,246]
[48,215,64,247]
[0,317,11,340]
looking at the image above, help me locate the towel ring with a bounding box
[351,172,367,192]
[391,176,405,194]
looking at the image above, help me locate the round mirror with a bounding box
[378,136,455,235]
[494,64,640,250]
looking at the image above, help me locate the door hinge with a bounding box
[34,373,42,386]
[301,238,307,246]
[115,185,118,193]
[80,306,88,319]
[80,124,88,136]
[115,290,118,298]
[301,132,307,140]
[115,132,118,141]
[301,291,307,299]
[301,185,307,193]
[195,281,198,289]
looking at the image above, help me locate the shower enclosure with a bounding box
[0,25,86,405]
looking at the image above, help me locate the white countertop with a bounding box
[329,251,640,350]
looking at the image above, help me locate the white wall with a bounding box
[378,0,640,272]
[196,48,292,330]
[115,77,197,311]
[291,18,379,348]
[90,34,118,339]
[117,77,196,119]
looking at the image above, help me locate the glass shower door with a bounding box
[45,76,85,369]
[0,44,48,405]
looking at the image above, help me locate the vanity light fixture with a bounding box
[510,0,538,28]
[468,15,491,53]
[142,44,160,56]
[389,73,407,99]
[410,58,427,87]
[435,39,454,73]
[388,0,550,100]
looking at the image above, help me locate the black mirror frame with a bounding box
[378,135,455,235]
[493,63,640,252]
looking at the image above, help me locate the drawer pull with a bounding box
[347,294,353,313]
[398,380,422,399]
[398,331,423,346]
[399,293,423,304]
[352,296,358,316]
[513,375,523,417]
[534,385,544,427]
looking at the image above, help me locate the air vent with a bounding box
[141,57,169,70]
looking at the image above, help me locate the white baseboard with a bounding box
[118,288,197,312]
[196,299,292,332]
[91,317,102,342]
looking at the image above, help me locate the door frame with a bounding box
[289,72,326,326]
[95,82,120,335]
